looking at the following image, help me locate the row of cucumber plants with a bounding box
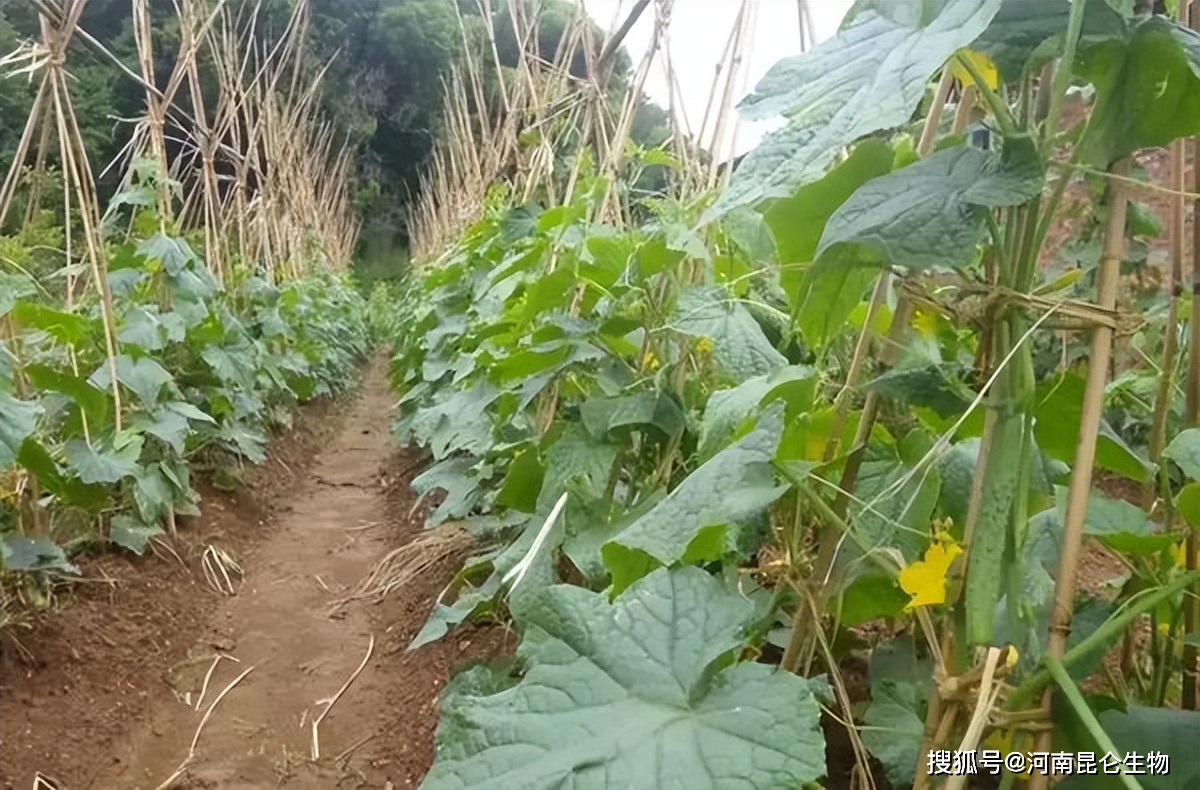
[390,1,1200,788]
[1,187,371,579]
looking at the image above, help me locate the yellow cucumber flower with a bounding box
[951,49,1000,91]
[899,532,963,610]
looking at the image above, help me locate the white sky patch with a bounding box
[582,0,852,156]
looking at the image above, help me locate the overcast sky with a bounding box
[582,0,853,156]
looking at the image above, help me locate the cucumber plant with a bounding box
[1,181,371,579]
[387,2,1200,788]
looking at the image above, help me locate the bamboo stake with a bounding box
[21,0,126,432]
[131,0,172,220]
[824,67,956,463]
[1028,157,1133,787]
[1145,0,1192,509]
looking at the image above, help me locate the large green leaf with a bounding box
[2,535,77,573]
[420,567,826,790]
[15,437,106,509]
[537,423,617,512]
[0,273,37,318]
[10,301,93,344]
[672,286,787,383]
[137,232,198,274]
[1177,482,1200,528]
[133,463,176,523]
[409,384,500,460]
[1163,428,1200,481]
[763,139,895,309]
[413,457,487,525]
[1079,17,1200,167]
[90,355,174,408]
[866,363,977,418]
[699,365,817,460]
[861,637,932,789]
[201,338,259,390]
[131,409,191,454]
[973,0,1127,83]
[1057,706,1200,790]
[758,141,893,349]
[794,265,879,350]
[118,305,166,351]
[581,391,685,441]
[216,421,267,464]
[1035,371,1153,482]
[495,448,544,513]
[561,487,664,587]
[721,207,776,262]
[0,391,41,467]
[839,571,909,627]
[708,0,1003,216]
[603,407,785,591]
[1053,486,1175,555]
[24,364,109,425]
[63,436,143,484]
[815,139,1044,271]
[110,513,163,555]
[850,455,942,564]
[835,432,943,569]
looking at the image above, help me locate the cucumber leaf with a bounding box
[420,567,826,790]
[708,0,1003,216]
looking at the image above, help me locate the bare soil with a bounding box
[0,358,509,790]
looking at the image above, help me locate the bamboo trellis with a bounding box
[406,0,822,260]
[2,0,360,287]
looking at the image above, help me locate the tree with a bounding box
[493,0,631,88]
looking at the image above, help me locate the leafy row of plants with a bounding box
[390,1,1200,788]
[1,195,371,579]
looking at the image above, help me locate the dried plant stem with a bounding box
[777,297,915,676]
[154,664,257,790]
[194,653,235,711]
[1028,157,1132,789]
[802,588,878,790]
[913,692,960,790]
[943,648,1004,790]
[310,634,375,761]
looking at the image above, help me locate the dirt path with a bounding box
[1,358,510,790]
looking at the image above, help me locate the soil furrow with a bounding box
[1,358,508,790]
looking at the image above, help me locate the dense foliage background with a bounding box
[0,0,668,285]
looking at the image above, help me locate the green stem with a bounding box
[1155,607,1183,707]
[1042,0,1090,150]
[1014,198,1045,292]
[1005,414,1035,640]
[1045,655,1144,790]
[602,451,623,506]
[985,211,1008,266]
[954,53,1017,136]
[1010,571,1200,707]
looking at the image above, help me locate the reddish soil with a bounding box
[0,359,510,790]
[1041,97,1183,271]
